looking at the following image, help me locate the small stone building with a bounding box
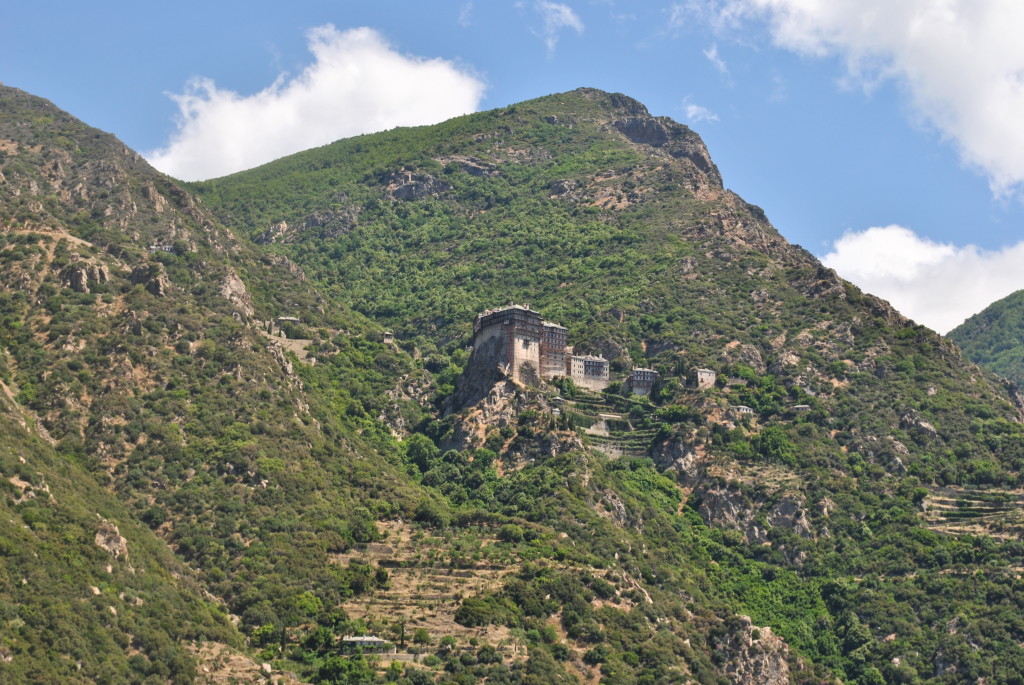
[341,635,394,654]
[690,367,716,390]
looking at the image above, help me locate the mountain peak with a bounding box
[571,87,653,117]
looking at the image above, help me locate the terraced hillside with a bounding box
[924,486,1024,538]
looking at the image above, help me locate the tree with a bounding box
[315,655,374,684]
[754,425,796,466]
[404,433,439,473]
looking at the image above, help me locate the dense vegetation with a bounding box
[949,289,1024,387]
[4,84,1024,683]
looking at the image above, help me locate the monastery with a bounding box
[472,304,659,393]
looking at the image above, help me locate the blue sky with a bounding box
[5,0,1024,333]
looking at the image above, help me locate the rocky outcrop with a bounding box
[720,341,766,374]
[613,117,669,147]
[652,434,707,477]
[129,263,170,297]
[765,498,813,537]
[612,114,722,185]
[550,178,577,197]
[443,379,518,451]
[220,269,255,318]
[713,615,791,685]
[654,431,816,545]
[692,484,814,545]
[442,375,583,457]
[900,410,938,438]
[256,220,290,244]
[59,262,110,294]
[383,169,450,201]
[94,519,128,559]
[256,202,360,244]
[437,155,501,178]
[448,334,510,413]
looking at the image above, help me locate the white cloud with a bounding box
[458,2,474,28]
[821,225,1024,333]
[534,1,584,54]
[699,0,1024,196]
[146,25,486,181]
[704,43,728,74]
[685,102,719,123]
[667,3,688,32]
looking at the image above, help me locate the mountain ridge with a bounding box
[948,288,1024,388]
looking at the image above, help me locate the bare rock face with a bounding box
[900,410,938,438]
[652,434,709,479]
[550,178,577,197]
[437,155,501,178]
[613,116,669,147]
[61,265,90,293]
[766,497,813,538]
[720,342,766,374]
[94,519,128,559]
[611,115,723,185]
[59,262,111,294]
[267,254,307,282]
[90,264,110,284]
[655,433,815,544]
[443,379,518,451]
[448,334,510,413]
[383,169,450,201]
[141,183,168,213]
[255,220,290,244]
[693,485,814,544]
[600,338,632,368]
[713,615,791,685]
[769,350,801,374]
[129,263,170,297]
[700,485,762,540]
[219,269,255,318]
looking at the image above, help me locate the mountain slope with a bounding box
[0,85,432,681]
[193,88,1024,683]
[949,289,1024,386]
[0,395,233,683]
[196,87,1023,490]
[7,84,1024,683]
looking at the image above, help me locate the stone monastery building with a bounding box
[473,304,610,391]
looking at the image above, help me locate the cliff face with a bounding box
[714,616,791,685]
